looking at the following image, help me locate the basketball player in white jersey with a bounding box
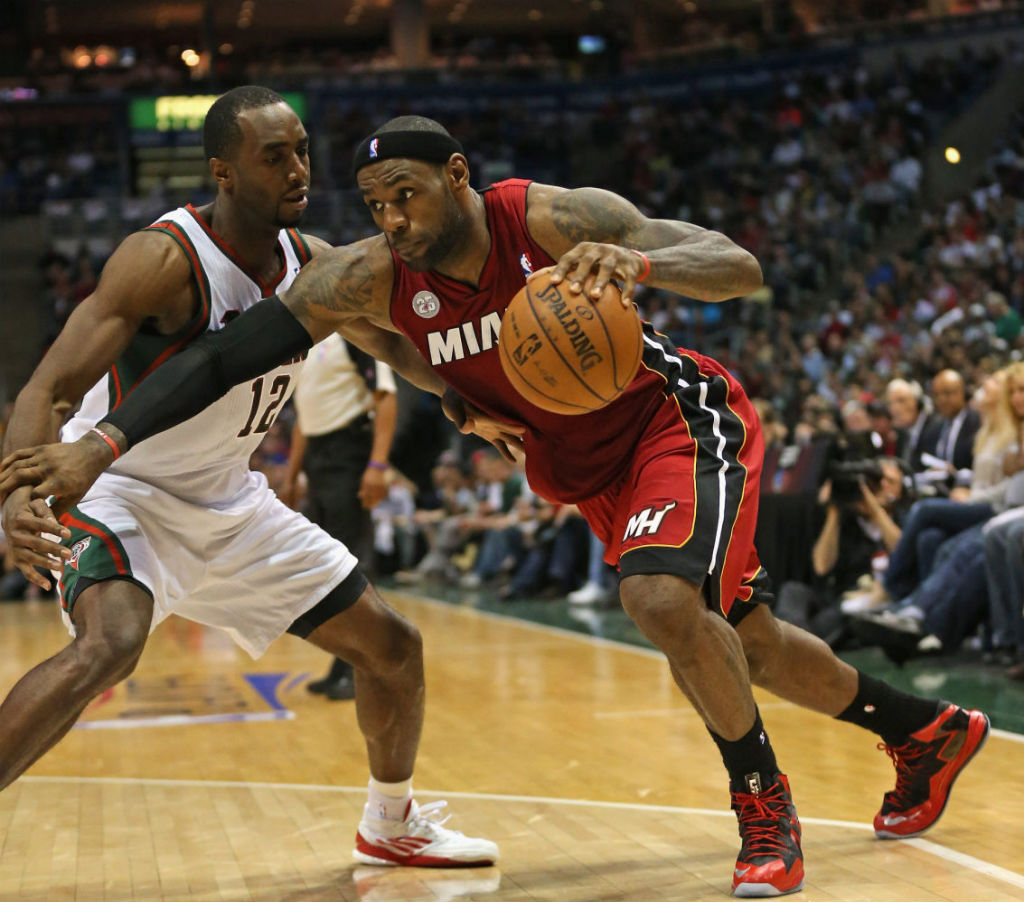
[0,86,496,869]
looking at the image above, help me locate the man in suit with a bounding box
[931,369,981,481]
[885,378,942,474]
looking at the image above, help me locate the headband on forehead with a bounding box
[352,130,464,178]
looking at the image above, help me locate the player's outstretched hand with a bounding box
[442,388,525,462]
[0,486,71,591]
[0,438,109,514]
[539,243,647,306]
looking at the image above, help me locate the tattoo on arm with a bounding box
[551,190,642,245]
[288,252,378,326]
[549,186,759,302]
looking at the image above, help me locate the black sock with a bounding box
[709,708,779,793]
[835,670,943,745]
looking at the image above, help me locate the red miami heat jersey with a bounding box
[392,179,769,618]
[389,179,734,504]
[389,179,659,501]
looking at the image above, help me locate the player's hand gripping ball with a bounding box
[498,270,642,415]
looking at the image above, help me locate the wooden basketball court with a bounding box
[0,589,1021,901]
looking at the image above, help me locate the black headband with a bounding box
[351,130,464,178]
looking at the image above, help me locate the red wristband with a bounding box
[632,250,651,282]
[89,426,122,461]
[367,460,388,472]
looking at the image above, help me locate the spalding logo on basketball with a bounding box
[498,270,642,415]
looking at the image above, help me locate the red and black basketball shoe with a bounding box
[730,772,804,897]
[874,703,990,839]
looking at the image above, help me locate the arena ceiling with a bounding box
[23,0,763,45]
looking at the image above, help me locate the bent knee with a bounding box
[319,588,423,676]
[70,623,148,690]
[736,608,784,684]
[619,573,707,648]
[375,609,423,674]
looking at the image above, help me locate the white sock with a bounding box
[367,777,413,822]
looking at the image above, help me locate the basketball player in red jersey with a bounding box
[2,116,989,897]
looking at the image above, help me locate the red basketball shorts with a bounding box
[578,354,772,625]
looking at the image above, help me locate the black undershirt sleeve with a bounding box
[103,295,314,450]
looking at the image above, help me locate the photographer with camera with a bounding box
[774,452,907,648]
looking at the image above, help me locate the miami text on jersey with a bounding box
[427,312,502,365]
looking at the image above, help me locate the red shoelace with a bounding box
[732,784,796,857]
[878,740,930,808]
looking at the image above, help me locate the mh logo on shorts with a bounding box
[623,502,677,541]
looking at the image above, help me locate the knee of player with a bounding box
[737,612,783,684]
[363,607,423,677]
[70,623,148,689]
[619,574,705,643]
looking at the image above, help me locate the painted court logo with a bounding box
[67,537,92,570]
[76,672,298,731]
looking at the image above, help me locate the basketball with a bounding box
[498,270,643,415]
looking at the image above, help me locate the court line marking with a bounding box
[20,775,1024,890]
[392,591,1024,741]
[594,701,793,718]
[76,710,295,730]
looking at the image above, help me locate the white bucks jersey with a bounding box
[64,205,312,503]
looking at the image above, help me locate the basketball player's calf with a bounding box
[736,605,990,838]
[300,581,498,867]
[305,583,426,782]
[620,574,804,897]
[0,579,153,790]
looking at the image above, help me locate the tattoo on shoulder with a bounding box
[551,190,639,245]
[292,252,377,319]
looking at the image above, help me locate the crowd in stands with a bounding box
[1,9,1013,224]
[0,127,121,216]
[36,244,100,342]
[9,2,1018,101]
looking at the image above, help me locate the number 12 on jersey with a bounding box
[238,374,290,438]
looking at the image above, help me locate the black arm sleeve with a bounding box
[104,295,314,449]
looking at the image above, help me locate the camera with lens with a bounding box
[828,457,885,506]
[821,429,887,507]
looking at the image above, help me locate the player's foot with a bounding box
[874,703,990,839]
[730,773,804,897]
[354,799,499,868]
